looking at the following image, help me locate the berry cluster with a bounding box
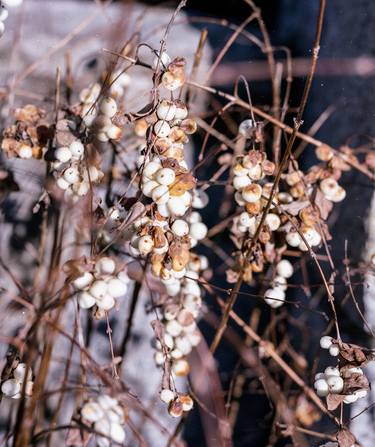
[264,259,293,308]
[53,138,103,200]
[1,104,47,159]
[314,336,369,404]
[1,362,33,399]
[80,395,126,447]
[79,84,123,143]
[70,257,130,314]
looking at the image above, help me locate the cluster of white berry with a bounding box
[79,83,123,143]
[314,336,369,404]
[314,365,367,404]
[80,395,126,447]
[264,259,294,308]
[1,363,33,399]
[52,138,104,200]
[72,257,129,312]
[0,0,23,39]
[153,254,207,416]
[232,150,276,215]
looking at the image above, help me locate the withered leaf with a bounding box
[337,428,356,447]
[326,393,345,411]
[343,373,370,393]
[169,173,196,196]
[339,342,367,365]
[279,200,310,216]
[66,428,91,446]
[314,189,333,220]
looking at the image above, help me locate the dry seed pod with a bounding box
[245,201,262,215]
[169,126,188,144]
[179,394,194,412]
[169,173,196,196]
[154,137,172,154]
[168,399,184,418]
[180,119,197,135]
[316,144,334,161]
[134,119,148,137]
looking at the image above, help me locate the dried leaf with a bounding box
[326,394,345,411]
[337,428,356,447]
[66,427,91,446]
[279,200,310,216]
[314,189,333,220]
[169,172,196,196]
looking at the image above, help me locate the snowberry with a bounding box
[320,336,333,349]
[171,219,189,237]
[157,100,177,121]
[273,275,287,291]
[63,167,80,184]
[167,196,187,216]
[265,213,281,231]
[192,189,209,209]
[143,161,161,179]
[55,146,72,163]
[242,184,262,203]
[329,344,340,357]
[233,175,251,190]
[78,291,96,309]
[13,363,30,382]
[174,102,188,120]
[325,366,340,377]
[69,141,84,158]
[0,22,5,38]
[165,281,181,296]
[276,259,293,278]
[343,394,358,404]
[96,294,115,311]
[81,401,104,423]
[89,280,108,299]
[142,180,159,197]
[155,167,176,186]
[73,272,94,290]
[179,394,194,412]
[162,72,183,91]
[0,7,9,22]
[157,203,171,217]
[1,379,21,398]
[165,320,183,337]
[172,359,190,376]
[286,232,301,247]
[56,177,70,190]
[152,184,170,204]
[96,257,116,275]
[330,186,346,203]
[154,120,171,138]
[106,278,128,298]
[152,51,171,69]
[160,389,175,404]
[138,235,154,255]
[314,379,329,397]
[327,375,344,393]
[19,145,33,159]
[320,178,339,197]
[107,125,122,140]
[264,288,285,308]
[99,97,117,117]
[189,222,207,240]
[96,132,109,142]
